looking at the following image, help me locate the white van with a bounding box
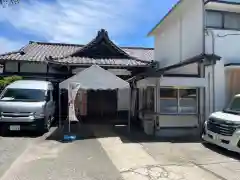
[202,94,240,153]
[0,80,55,133]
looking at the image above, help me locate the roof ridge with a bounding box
[29,41,85,47]
[28,41,153,50]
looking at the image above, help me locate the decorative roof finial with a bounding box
[97,29,108,37]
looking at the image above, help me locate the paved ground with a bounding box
[0,129,48,179]
[0,125,123,180]
[0,124,239,180]
[141,141,240,180]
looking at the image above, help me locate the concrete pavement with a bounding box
[0,125,123,180]
[0,129,47,178]
[141,139,240,180]
[0,124,239,180]
[93,125,226,180]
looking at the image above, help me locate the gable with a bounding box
[71,29,132,59]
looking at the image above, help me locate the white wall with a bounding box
[166,63,198,75]
[154,0,204,72]
[157,115,198,128]
[5,62,65,74]
[160,77,207,87]
[205,29,240,64]
[20,62,47,73]
[204,61,226,116]
[155,115,199,137]
[5,62,18,72]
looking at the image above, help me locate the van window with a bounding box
[0,88,46,102]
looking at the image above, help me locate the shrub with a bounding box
[0,75,22,90]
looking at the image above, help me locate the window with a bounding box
[224,13,240,29]
[206,11,223,28]
[206,10,240,30]
[142,87,154,111]
[179,89,197,114]
[160,88,197,114]
[160,88,178,113]
[0,89,46,102]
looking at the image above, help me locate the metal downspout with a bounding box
[154,74,162,135]
[202,0,206,55]
[208,29,216,112]
[201,0,207,130]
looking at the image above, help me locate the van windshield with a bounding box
[226,96,240,112]
[0,88,46,102]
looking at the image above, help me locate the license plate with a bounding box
[9,125,20,131]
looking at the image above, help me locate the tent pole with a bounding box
[58,89,61,128]
[68,83,71,133]
[128,88,131,133]
[116,89,118,121]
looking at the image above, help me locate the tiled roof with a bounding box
[0,41,154,66]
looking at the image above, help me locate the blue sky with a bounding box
[0,0,178,53]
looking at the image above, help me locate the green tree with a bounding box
[0,76,22,90]
[0,0,20,7]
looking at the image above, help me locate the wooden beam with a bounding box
[18,62,20,73]
[2,62,5,73]
[46,64,49,81]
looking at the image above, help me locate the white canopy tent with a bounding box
[58,65,131,132]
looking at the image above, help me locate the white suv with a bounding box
[202,94,240,153]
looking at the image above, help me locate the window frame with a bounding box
[206,10,240,31]
[142,87,155,112]
[159,87,198,115]
[206,10,224,29]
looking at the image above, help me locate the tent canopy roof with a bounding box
[59,65,130,90]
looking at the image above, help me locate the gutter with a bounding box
[205,0,240,5]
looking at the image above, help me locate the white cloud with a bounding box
[0,0,149,44]
[0,37,24,54]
